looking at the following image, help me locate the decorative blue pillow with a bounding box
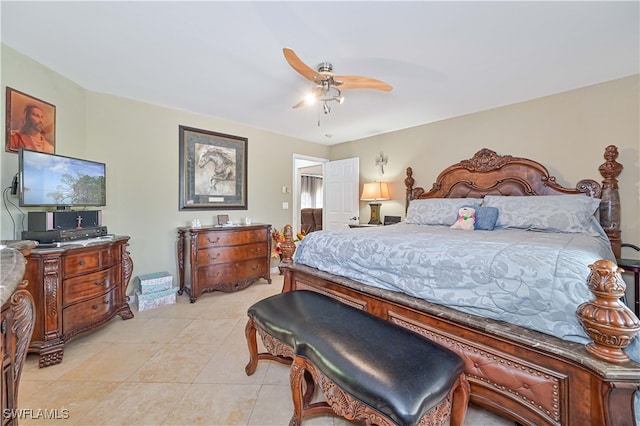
[474,206,499,231]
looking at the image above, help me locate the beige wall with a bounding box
[334,75,640,249]
[2,43,638,294]
[1,45,330,281]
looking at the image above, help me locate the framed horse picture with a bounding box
[178,125,248,210]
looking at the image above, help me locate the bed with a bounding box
[278,146,640,426]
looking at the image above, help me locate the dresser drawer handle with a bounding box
[207,272,221,278]
[207,236,221,244]
[208,253,221,260]
[79,260,86,266]
[250,248,261,254]
[251,264,260,271]
[93,280,107,286]
[92,301,110,310]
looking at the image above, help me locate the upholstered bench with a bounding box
[245,290,470,426]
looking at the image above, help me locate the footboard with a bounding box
[280,261,640,426]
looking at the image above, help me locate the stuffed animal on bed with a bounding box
[450,207,476,230]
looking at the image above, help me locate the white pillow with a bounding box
[481,195,602,235]
[406,198,480,226]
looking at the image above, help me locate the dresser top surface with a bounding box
[28,235,130,253]
[178,223,271,232]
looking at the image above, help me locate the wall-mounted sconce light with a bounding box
[376,152,388,175]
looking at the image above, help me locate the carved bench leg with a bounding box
[245,318,296,377]
[291,355,393,426]
[289,356,306,426]
[244,318,259,376]
[449,373,470,426]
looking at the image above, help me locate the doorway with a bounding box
[292,154,327,234]
[292,154,360,232]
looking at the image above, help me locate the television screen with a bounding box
[19,149,106,208]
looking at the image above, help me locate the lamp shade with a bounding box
[360,182,391,201]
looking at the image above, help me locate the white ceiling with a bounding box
[2,1,638,145]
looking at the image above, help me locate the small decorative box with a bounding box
[134,271,173,294]
[134,287,178,311]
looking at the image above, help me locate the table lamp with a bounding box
[360,182,391,225]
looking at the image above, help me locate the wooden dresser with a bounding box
[1,243,35,426]
[177,224,272,302]
[23,236,134,367]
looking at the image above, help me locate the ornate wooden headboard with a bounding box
[404,146,623,257]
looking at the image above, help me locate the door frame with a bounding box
[292,153,328,232]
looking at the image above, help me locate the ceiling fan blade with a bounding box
[283,48,323,82]
[292,99,306,109]
[334,75,393,92]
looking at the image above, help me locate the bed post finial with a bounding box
[577,259,640,364]
[405,167,415,212]
[598,145,623,258]
[280,224,296,264]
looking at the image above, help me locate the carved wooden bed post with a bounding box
[598,145,623,259]
[404,167,415,212]
[577,259,640,364]
[280,224,296,264]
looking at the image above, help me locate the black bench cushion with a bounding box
[248,290,465,426]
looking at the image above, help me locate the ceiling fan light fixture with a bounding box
[284,48,391,115]
[304,93,317,105]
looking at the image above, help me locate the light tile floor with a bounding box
[17,274,513,426]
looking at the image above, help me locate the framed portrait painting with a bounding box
[5,87,56,153]
[179,125,248,210]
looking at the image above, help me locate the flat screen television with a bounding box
[19,148,106,209]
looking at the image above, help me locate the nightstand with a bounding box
[617,257,640,317]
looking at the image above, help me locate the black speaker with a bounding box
[28,211,102,231]
[384,215,401,225]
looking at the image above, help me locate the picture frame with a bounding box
[5,87,56,154]
[217,214,230,225]
[179,125,248,210]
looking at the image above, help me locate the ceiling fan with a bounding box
[283,48,392,115]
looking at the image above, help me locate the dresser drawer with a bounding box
[63,246,117,277]
[196,228,268,248]
[62,287,118,335]
[100,246,119,268]
[197,242,268,266]
[197,259,268,284]
[62,267,116,305]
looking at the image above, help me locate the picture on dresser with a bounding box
[179,125,248,210]
[217,214,229,225]
[5,87,56,154]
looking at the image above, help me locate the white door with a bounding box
[324,157,359,230]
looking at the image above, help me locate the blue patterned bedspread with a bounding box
[294,223,640,364]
